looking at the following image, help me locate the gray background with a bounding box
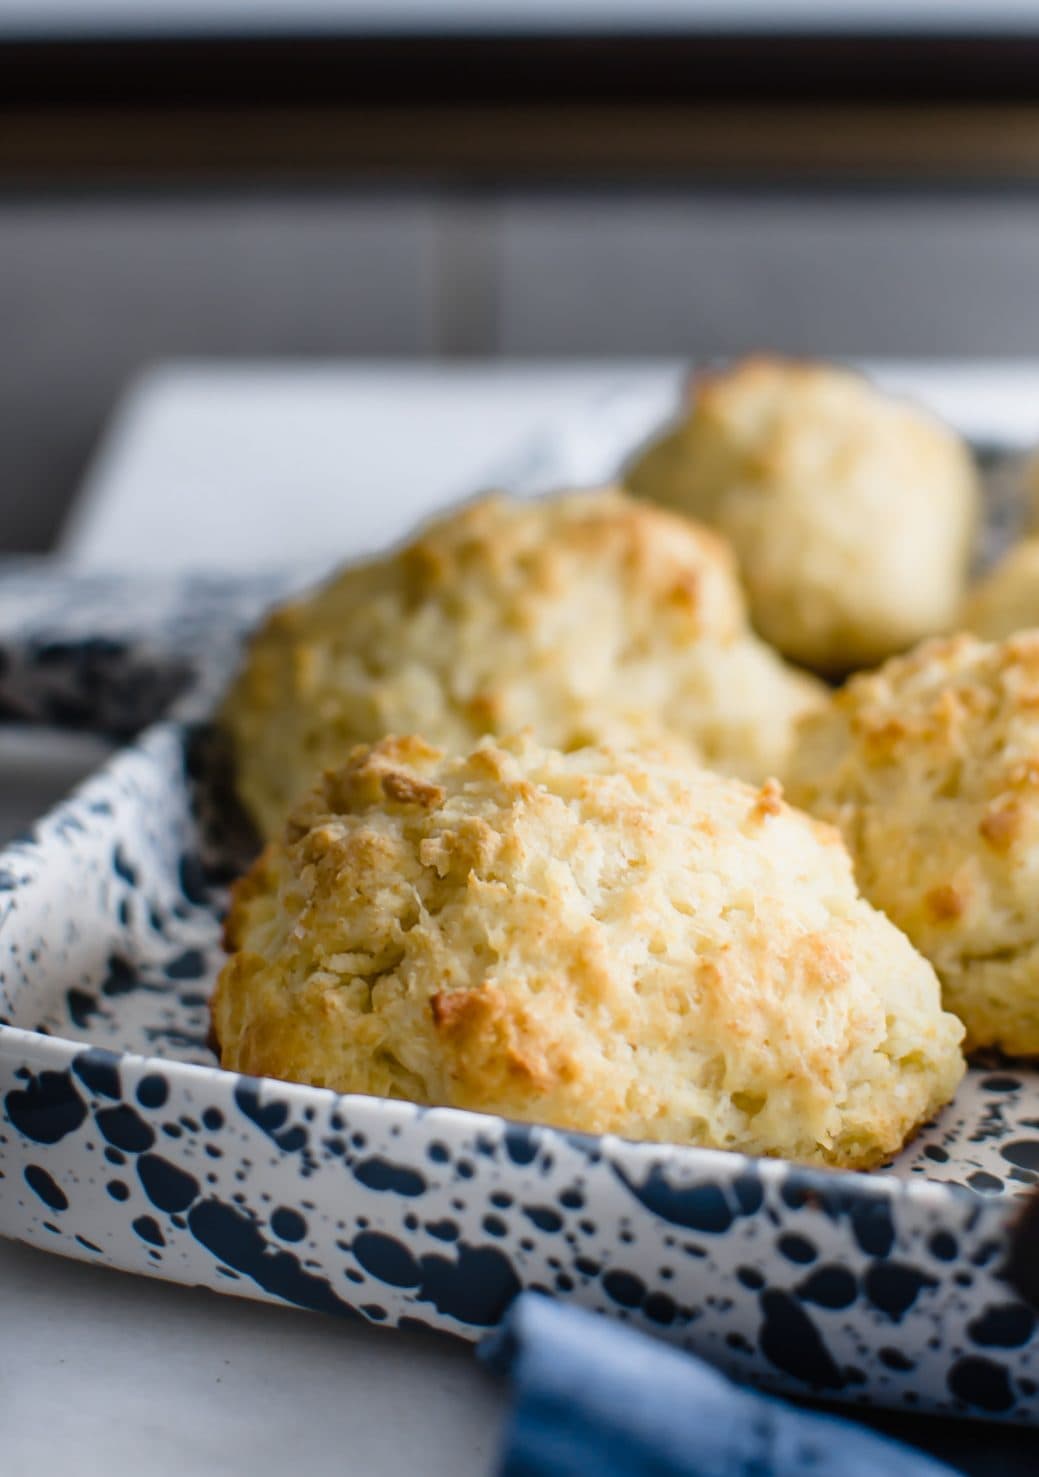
[5,184,1039,552]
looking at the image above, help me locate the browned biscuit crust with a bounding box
[213,733,963,1166]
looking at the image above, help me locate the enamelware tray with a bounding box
[3,365,1039,1426]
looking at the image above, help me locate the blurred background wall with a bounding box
[4,5,1039,549]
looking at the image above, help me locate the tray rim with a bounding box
[0,1014,1010,1225]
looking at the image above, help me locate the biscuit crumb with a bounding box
[749,778,784,825]
[979,802,1022,852]
[380,770,445,809]
[925,883,966,923]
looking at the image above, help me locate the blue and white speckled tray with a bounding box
[3,370,1039,1426]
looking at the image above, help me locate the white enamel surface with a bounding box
[65,360,1039,573]
[64,363,688,572]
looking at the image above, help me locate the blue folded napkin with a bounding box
[480,1293,956,1477]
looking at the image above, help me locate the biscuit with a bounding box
[786,632,1039,1054]
[221,489,823,837]
[962,538,1039,641]
[626,357,979,674]
[1026,452,1039,532]
[212,733,964,1166]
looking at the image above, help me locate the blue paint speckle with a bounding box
[100,954,138,999]
[233,1080,307,1154]
[353,1231,421,1288]
[613,1165,733,1233]
[24,1164,68,1211]
[863,1262,937,1322]
[5,1070,86,1144]
[929,1231,958,1262]
[503,1126,538,1166]
[603,1270,645,1308]
[136,1075,169,1109]
[189,1199,357,1317]
[353,1158,426,1197]
[271,1207,307,1243]
[137,1153,199,1214]
[850,1201,896,1259]
[96,1104,155,1154]
[416,1243,521,1326]
[968,1304,1036,1349]
[73,1048,122,1101]
[66,989,102,1029]
[796,1266,858,1311]
[523,1205,563,1233]
[164,949,206,981]
[425,1219,459,1242]
[760,1290,845,1389]
[778,1233,817,1265]
[133,1215,165,1247]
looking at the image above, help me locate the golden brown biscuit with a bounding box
[627,357,979,674]
[786,631,1039,1054]
[213,733,964,1166]
[222,488,823,837]
[1025,451,1039,533]
[962,538,1039,641]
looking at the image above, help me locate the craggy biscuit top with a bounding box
[786,632,1039,1052]
[222,488,822,836]
[627,357,979,673]
[213,734,963,1166]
